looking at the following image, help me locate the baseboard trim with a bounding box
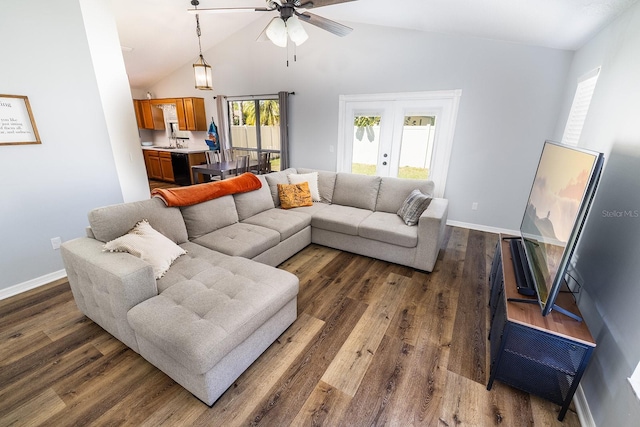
[574,384,595,427]
[0,269,67,301]
[446,220,519,236]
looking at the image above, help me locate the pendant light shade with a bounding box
[266,17,288,48]
[286,15,308,46]
[192,3,213,90]
[193,54,213,90]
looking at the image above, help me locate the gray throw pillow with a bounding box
[397,189,432,226]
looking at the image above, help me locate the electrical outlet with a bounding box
[472,202,478,211]
[51,237,61,250]
[329,145,335,153]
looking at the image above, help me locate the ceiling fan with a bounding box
[188,0,357,47]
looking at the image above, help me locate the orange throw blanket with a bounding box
[151,173,262,207]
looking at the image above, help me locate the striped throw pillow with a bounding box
[397,189,432,226]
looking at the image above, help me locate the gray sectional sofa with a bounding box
[60,167,448,405]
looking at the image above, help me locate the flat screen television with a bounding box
[515,140,604,318]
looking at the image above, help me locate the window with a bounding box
[561,67,600,147]
[227,96,281,171]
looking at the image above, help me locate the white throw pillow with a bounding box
[288,172,320,202]
[103,219,186,279]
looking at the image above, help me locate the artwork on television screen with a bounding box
[519,141,604,317]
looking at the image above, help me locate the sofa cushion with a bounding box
[265,168,298,207]
[103,219,186,279]
[192,223,280,259]
[233,175,275,221]
[375,177,435,213]
[398,189,432,226]
[89,197,188,244]
[297,168,337,203]
[359,212,418,248]
[128,242,299,375]
[180,195,239,239]
[288,172,320,202]
[311,204,373,236]
[278,182,313,209]
[288,202,331,216]
[332,173,381,211]
[243,208,311,241]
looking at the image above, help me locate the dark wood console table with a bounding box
[487,234,595,421]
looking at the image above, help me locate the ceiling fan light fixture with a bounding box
[266,17,288,47]
[286,15,308,46]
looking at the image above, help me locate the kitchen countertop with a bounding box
[141,146,208,154]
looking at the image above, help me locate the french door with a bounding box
[337,91,461,197]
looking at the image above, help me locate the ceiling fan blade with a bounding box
[297,11,352,37]
[187,7,272,14]
[298,0,357,9]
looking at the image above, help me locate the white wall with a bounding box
[145,17,573,232]
[0,0,146,292]
[553,3,640,425]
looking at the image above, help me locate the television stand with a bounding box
[487,235,595,421]
[506,297,583,322]
[505,237,583,322]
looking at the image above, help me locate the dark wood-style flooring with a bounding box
[0,227,581,426]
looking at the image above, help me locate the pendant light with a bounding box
[192,0,213,90]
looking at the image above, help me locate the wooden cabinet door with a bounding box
[133,100,145,128]
[175,98,188,130]
[180,98,207,131]
[159,152,174,182]
[145,151,163,180]
[148,100,166,130]
[143,150,154,179]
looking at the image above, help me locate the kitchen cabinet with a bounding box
[134,99,165,130]
[143,149,206,184]
[159,151,174,182]
[143,149,173,182]
[134,97,206,131]
[176,97,207,131]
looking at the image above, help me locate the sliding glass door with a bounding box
[228,97,281,171]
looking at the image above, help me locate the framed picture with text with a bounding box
[0,94,41,145]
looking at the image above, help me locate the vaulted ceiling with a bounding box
[110,0,639,89]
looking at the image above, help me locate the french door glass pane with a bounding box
[397,115,436,179]
[351,115,381,175]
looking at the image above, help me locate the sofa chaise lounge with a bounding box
[60,167,448,405]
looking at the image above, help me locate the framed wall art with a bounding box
[0,94,41,145]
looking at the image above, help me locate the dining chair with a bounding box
[204,151,222,181]
[252,152,271,174]
[205,151,221,164]
[222,148,234,162]
[235,155,250,174]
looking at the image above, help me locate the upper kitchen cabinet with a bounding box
[134,98,206,131]
[176,98,207,131]
[134,99,165,130]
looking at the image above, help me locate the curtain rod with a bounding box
[213,92,295,99]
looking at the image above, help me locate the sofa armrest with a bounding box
[415,198,449,272]
[61,237,158,352]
